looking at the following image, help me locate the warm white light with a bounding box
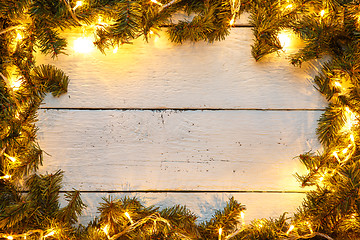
[103,224,109,235]
[10,77,22,91]
[6,236,13,240]
[334,81,342,87]
[73,37,94,54]
[0,175,11,180]
[4,153,17,162]
[350,134,355,143]
[73,1,83,11]
[286,225,295,235]
[240,211,245,226]
[44,231,55,238]
[113,46,118,53]
[333,151,341,163]
[320,10,326,17]
[151,0,163,6]
[124,212,134,224]
[16,32,23,41]
[342,148,348,154]
[218,228,222,240]
[278,30,292,49]
[285,4,293,9]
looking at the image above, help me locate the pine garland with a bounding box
[1,0,360,239]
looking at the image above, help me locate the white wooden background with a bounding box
[35,24,327,224]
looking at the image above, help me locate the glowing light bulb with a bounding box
[350,134,355,142]
[73,37,94,54]
[320,10,326,17]
[286,225,295,235]
[285,4,293,9]
[319,176,324,182]
[103,224,110,235]
[10,77,22,91]
[73,1,83,11]
[229,15,236,26]
[151,0,163,6]
[342,148,348,154]
[333,151,341,163]
[218,227,222,240]
[305,221,313,234]
[16,32,23,41]
[4,153,17,162]
[334,81,342,87]
[240,211,245,226]
[44,231,55,238]
[124,212,134,224]
[0,175,11,180]
[6,236,13,240]
[278,30,292,50]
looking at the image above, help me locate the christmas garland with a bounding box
[1,0,360,239]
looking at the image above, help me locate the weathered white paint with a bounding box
[36,28,326,109]
[35,26,325,223]
[60,192,305,224]
[37,110,320,191]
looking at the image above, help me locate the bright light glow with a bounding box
[44,231,55,238]
[333,151,341,163]
[16,32,23,41]
[124,212,134,224]
[319,176,324,182]
[4,153,17,162]
[73,37,94,54]
[285,4,293,9]
[334,81,342,87]
[320,10,326,17]
[113,46,118,53]
[151,0,163,6]
[278,30,292,49]
[240,211,245,226]
[149,30,154,35]
[6,236,13,240]
[103,224,109,235]
[73,1,83,11]
[10,77,22,91]
[0,175,11,180]
[286,225,295,235]
[342,148,348,154]
[350,134,355,143]
[218,227,222,239]
[305,221,313,234]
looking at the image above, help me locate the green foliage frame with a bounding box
[1,0,360,239]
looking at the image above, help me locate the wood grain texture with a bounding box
[37,110,321,191]
[59,192,305,224]
[36,28,327,109]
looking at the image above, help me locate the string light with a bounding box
[73,37,94,54]
[16,32,22,41]
[240,211,245,226]
[350,134,355,143]
[9,77,22,91]
[150,0,163,6]
[320,9,326,17]
[44,230,55,238]
[0,175,11,180]
[6,236,13,240]
[278,30,292,49]
[4,153,17,162]
[73,1,83,11]
[286,225,295,235]
[103,225,110,239]
[305,221,313,234]
[218,227,222,240]
[285,4,293,9]
[124,212,134,224]
[333,151,341,163]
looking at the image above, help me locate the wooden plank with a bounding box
[37,110,321,191]
[59,192,305,225]
[36,28,326,109]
